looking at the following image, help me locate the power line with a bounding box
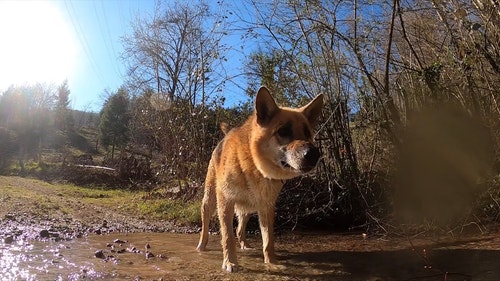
[93,1,122,78]
[64,0,107,86]
[101,1,123,77]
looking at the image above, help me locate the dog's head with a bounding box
[250,87,323,180]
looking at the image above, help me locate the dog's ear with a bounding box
[301,94,324,126]
[220,122,229,135]
[255,86,279,126]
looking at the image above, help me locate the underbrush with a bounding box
[2,152,499,234]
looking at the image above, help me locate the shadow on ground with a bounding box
[281,248,500,280]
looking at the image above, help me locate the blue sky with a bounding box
[0,0,252,112]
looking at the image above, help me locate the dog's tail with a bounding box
[197,159,216,251]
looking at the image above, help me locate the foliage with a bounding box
[0,127,18,173]
[99,87,131,159]
[244,50,302,106]
[127,91,235,183]
[55,80,74,134]
[237,0,499,232]
[121,0,236,185]
[0,84,57,170]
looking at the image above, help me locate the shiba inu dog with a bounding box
[196,86,323,272]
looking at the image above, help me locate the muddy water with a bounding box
[1,232,500,281]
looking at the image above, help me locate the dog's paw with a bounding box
[196,243,206,252]
[264,256,277,264]
[240,241,254,250]
[222,261,239,272]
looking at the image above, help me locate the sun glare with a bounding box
[0,1,77,89]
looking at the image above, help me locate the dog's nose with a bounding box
[303,146,321,171]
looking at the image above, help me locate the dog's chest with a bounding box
[232,178,283,212]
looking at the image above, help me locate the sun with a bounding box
[0,1,77,89]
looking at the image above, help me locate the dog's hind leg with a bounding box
[236,212,253,250]
[197,161,216,251]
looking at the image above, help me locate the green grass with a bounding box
[135,199,201,224]
[61,186,122,200]
[32,195,70,215]
[67,186,202,225]
[0,177,202,226]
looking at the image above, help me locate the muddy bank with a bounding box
[0,176,196,245]
[0,210,193,244]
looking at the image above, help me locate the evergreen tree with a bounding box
[99,87,131,160]
[55,80,74,133]
[0,127,18,173]
[244,50,301,107]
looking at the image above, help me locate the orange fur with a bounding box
[196,87,323,272]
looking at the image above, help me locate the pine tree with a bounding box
[55,80,74,133]
[99,87,131,160]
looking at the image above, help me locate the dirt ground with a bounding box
[0,176,194,242]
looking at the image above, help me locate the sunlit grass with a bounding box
[135,199,201,224]
[0,177,201,226]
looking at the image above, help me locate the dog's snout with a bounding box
[303,145,320,171]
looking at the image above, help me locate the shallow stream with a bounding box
[1,232,500,280]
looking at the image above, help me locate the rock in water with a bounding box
[145,251,154,259]
[39,230,50,238]
[94,250,106,259]
[4,236,14,244]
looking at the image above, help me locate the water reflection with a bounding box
[1,242,35,281]
[1,239,102,281]
[1,232,499,280]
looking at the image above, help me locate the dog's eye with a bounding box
[304,125,312,139]
[277,124,293,138]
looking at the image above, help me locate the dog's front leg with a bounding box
[258,206,277,264]
[217,193,238,272]
[236,212,253,250]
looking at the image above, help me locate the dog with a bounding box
[196,86,323,272]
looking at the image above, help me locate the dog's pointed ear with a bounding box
[255,86,279,125]
[301,94,324,126]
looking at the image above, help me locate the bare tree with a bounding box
[121,0,230,184]
[238,0,499,229]
[122,0,228,108]
[0,84,57,170]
